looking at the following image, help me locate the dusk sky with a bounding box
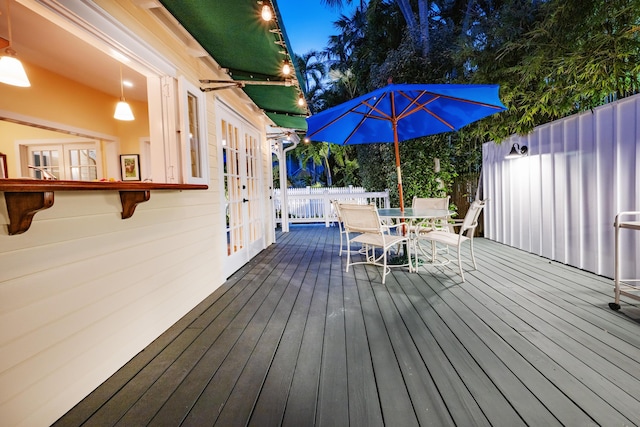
[277,0,359,56]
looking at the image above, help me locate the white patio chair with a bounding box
[414,199,486,282]
[332,199,359,256]
[410,196,451,235]
[339,203,411,284]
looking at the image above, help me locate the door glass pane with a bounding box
[31,149,60,179]
[246,134,262,243]
[223,119,243,255]
[187,92,202,178]
[68,148,97,181]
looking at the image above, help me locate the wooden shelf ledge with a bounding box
[0,179,208,235]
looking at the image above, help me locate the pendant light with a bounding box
[114,64,134,121]
[0,0,30,87]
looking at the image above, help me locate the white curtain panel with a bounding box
[483,93,640,280]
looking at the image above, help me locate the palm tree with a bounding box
[321,0,432,58]
[293,51,326,114]
[321,0,367,10]
[291,141,332,186]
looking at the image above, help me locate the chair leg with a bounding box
[431,241,437,263]
[457,244,465,282]
[382,249,387,284]
[469,238,477,270]
[345,241,351,273]
[338,227,343,256]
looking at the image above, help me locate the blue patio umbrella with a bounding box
[306,83,506,211]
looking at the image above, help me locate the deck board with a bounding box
[54,227,640,427]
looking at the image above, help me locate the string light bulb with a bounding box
[0,0,30,87]
[261,3,272,21]
[282,60,291,76]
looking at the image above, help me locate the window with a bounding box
[179,77,208,185]
[23,141,101,180]
[68,147,98,180]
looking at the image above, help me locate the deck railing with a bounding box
[274,186,390,227]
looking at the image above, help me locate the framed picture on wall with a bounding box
[120,154,141,181]
[0,153,7,178]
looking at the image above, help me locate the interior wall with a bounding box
[483,93,640,281]
[0,63,149,178]
[0,62,149,136]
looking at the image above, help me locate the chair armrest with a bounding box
[384,222,406,231]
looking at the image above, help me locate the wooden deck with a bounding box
[54,225,640,426]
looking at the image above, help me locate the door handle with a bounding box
[242,198,249,203]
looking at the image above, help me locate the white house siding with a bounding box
[0,2,273,426]
[483,93,640,282]
[0,190,223,427]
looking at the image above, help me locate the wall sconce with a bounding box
[0,0,31,87]
[259,2,272,21]
[297,93,305,106]
[282,60,291,76]
[505,143,528,159]
[114,65,134,121]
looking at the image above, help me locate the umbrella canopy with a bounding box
[306,83,506,210]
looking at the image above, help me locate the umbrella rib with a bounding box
[395,91,455,129]
[307,94,391,142]
[360,99,393,121]
[396,90,429,120]
[396,90,505,129]
[340,94,391,144]
[397,90,504,119]
[306,106,359,138]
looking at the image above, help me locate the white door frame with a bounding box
[216,101,266,277]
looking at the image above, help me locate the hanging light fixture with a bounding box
[282,59,291,76]
[505,143,528,159]
[0,0,30,87]
[114,64,134,121]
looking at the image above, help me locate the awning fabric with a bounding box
[159,0,308,130]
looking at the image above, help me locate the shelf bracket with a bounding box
[120,190,151,219]
[1,179,206,235]
[5,192,55,235]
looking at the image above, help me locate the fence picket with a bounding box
[273,186,390,226]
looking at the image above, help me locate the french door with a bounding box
[24,142,100,180]
[220,110,265,277]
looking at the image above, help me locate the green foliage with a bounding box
[357,135,456,208]
[296,0,640,198]
[465,0,640,138]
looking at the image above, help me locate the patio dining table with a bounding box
[377,207,453,267]
[378,207,453,224]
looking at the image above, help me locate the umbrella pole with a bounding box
[391,120,411,267]
[393,122,404,212]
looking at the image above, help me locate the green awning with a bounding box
[159,0,308,130]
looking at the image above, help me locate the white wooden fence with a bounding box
[482,92,640,281]
[274,186,390,227]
